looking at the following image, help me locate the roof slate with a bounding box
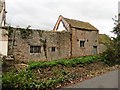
[63,17,98,31]
[98,34,111,44]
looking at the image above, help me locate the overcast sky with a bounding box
[6,0,119,37]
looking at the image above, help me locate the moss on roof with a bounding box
[63,17,98,31]
[98,34,111,44]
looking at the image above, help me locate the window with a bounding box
[51,47,56,52]
[80,41,85,47]
[30,46,41,53]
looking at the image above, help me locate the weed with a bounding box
[3,55,103,89]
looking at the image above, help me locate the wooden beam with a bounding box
[53,15,63,31]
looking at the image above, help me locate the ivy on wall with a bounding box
[37,30,47,59]
[19,28,33,39]
[3,26,13,37]
[37,30,44,37]
[3,26,33,39]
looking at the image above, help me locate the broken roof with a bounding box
[63,17,98,31]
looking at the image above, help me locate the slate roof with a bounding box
[98,34,111,44]
[63,17,98,31]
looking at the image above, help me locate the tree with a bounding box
[112,20,120,63]
[102,17,120,65]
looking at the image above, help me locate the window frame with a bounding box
[30,46,41,53]
[51,47,56,52]
[80,41,85,47]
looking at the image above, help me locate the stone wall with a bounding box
[7,27,101,63]
[71,28,99,57]
[8,28,71,63]
[98,44,107,54]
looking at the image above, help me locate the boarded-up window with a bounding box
[51,47,56,52]
[30,46,41,53]
[80,41,85,47]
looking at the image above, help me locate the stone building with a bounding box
[0,0,108,62]
[4,15,101,63]
[53,15,99,57]
[7,29,71,62]
[98,34,111,54]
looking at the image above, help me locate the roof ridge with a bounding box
[63,17,88,24]
[62,16,98,31]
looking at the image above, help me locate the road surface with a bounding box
[64,70,119,88]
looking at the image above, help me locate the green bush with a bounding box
[2,71,66,89]
[101,19,120,65]
[100,47,118,65]
[2,70,35,89]
[56,59,76,67]
[28,55,100,70]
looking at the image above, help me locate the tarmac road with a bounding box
[64,70,119,88]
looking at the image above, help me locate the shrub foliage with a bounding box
[3,55,101,89]
[101,19,120,65]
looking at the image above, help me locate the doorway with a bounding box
[93,46,97,55]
